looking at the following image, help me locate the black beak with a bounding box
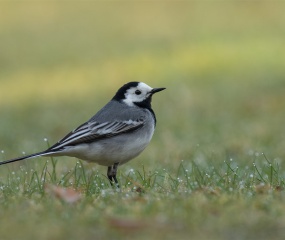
[151,87,166,94]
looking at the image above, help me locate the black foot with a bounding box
[107,162,120,188]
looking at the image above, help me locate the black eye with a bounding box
[135,90,142,95]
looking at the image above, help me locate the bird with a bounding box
[0,82,165,187]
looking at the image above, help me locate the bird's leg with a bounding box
[107,166,114,186]
[107,163,120,188]
[112,162,119,187]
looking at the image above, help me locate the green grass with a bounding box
[1,1,285,240]
[1,154,285,240]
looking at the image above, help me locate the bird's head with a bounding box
[112,82,166,108]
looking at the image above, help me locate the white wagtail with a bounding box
[0,82,165,186]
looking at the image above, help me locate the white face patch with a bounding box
[123,82,153,106]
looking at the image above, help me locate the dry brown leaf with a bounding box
[254,183,271,194]
[45,184,81,204]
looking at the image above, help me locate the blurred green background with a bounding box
[1,1,285,239]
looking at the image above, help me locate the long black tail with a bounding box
[0,151,48,166]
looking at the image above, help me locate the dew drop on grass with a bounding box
[177,177,183,183]
[250,174,254,178]
[44,138,48,142]
[22,152,26,155]
[1,150,4,154]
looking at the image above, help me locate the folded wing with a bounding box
[48,119,144,151]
